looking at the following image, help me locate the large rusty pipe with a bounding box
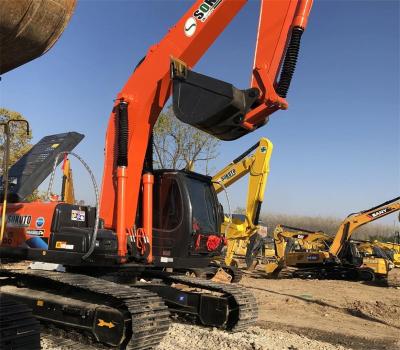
[0,0,77,74]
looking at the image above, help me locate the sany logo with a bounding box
[193,0,223,22]
[369,208,389,218]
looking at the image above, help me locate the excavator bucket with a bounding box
[0,0,76,74]
[172,63,260,141]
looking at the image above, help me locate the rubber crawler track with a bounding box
[0,297,41,350]
[1,269,171,350]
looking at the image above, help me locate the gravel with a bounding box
[155,323,351,350]
[40,322,352,350]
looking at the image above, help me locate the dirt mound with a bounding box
[387,268,400,288]
[347,300,400,329]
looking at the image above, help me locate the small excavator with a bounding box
[212,137,273,269]
[262,224,333,275]
[0,0,313,349]
[264,197,400,285]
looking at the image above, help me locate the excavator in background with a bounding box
[212,138,273,270]
[262,224,333,275]
[374,241,400,267]
[60,156,75,205]
[264,197,400,285]
[356,237,400,268]
[0,0,314,348]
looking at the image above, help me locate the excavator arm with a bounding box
[212,137,273,265]
[329,197,400,257]
[100,0,313,260]
[60,156,75,205]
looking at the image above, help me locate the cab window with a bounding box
[153,177,183,230]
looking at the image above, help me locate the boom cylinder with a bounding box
[142,173,154,263]
[293,0,313,29]
[116,166,128,259]
[116,101,129,259]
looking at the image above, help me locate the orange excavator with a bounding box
[0,1,313,348]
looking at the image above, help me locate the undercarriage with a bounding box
[0,267,258,349]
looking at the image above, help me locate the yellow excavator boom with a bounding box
[61,157,75,205]
[329,197,400,257]
[212,137,273,266]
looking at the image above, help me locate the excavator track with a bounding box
[0,297,41,350]
[1,269,170,350]
[156,274,258,331]
[67,268,258,331]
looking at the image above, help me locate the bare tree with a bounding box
[153,107,220,174]
[260,212,399,241]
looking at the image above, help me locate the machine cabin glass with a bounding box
[152,170,222,268]
[184,176,219,236]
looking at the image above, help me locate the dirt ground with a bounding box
[4,263,399,350]
[239,269,400,350]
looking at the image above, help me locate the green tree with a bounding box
[153,107,220,174]
[0,108,32,169]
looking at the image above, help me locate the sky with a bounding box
[1,0,399,225]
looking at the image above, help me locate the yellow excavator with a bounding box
[355,234,400,268]
[212,137,273,268]
[374,240,400,267]
[263,224,333,275]
[266,197,400,285]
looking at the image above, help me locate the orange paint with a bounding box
[0,202,59,247]
[116,166,128,258]
[98,0,313,261]
[142,173,154,263]
[293,0,313,29]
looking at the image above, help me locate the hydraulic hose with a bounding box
[276,26,304,98]
[117,101,129,167]
[47,151,100,260]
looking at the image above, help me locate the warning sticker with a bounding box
[71,210,85,222]
[55,241,74,250]
[26,229,44,237]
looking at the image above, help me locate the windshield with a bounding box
[185,177,218,234]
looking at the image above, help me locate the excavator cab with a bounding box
[152,170,224,268]
[339,241,363,267]
[171,60,260,141]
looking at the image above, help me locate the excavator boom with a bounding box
[330,197,400,257]
[211,137,273,266]
[100,0,313,259]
